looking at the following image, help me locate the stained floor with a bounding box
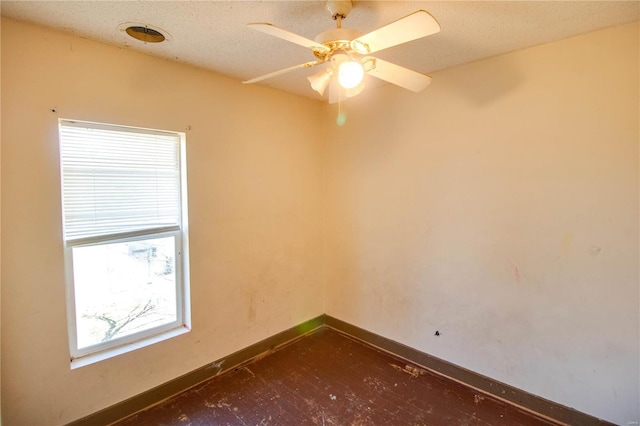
[113,328,558,426]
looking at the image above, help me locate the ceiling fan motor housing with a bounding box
[313,27,364,61]
[314,27,361,44]
[326,0,353,20]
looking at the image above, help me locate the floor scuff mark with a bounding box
[390,363,426,378]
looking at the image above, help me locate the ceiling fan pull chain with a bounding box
[337,99,347,126]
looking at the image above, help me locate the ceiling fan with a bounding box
[243,1,441,104]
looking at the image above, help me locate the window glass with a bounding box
[72,236,178,348]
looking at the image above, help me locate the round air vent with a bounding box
[126,26,165,43]
[117,22,172,44]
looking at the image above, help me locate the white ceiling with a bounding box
[2,1,639,101]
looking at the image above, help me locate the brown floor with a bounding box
[113,328,559,426]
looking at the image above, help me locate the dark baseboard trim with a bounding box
[68,314,613,426]
[324,315,614,426]
[67,315,326,426]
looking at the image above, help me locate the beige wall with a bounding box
[0,15,3,426]
[0,18,324,425]
[324,22,639,425]
[1,15,639,426]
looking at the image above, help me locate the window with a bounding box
[59,119,190,365]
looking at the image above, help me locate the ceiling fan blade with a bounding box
[243,61,322,84]
[248,23,330,53]
[367,58,432,92]
[352,10,440,54]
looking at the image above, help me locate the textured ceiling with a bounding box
[2,1,639,101]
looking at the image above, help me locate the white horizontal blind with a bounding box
[59,120,181,244]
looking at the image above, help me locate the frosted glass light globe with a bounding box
[338,61,364,89]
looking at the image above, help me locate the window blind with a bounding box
[59,120,181,244]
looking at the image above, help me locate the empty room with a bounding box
[1,1,638,425]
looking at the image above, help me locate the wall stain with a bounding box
[248,292,257,322]
[512,264,521,284]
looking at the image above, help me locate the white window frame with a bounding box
[59,119,191,367]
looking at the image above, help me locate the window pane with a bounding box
[72,236,177,349]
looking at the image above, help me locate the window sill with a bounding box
[70,325,191,369]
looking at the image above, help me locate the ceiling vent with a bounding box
[118,22,171,44]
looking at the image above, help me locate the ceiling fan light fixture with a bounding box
[345,80,365,98]
[308,67,333,95]
[338,60,364,89]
